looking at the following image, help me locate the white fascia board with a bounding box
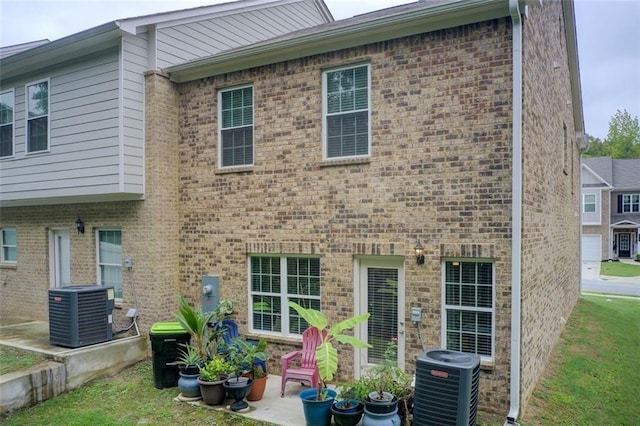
[0,23,123,81]
[166,0,509,83]
[562,0,585,142]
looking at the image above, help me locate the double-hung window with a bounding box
[622,194,640,213]
[97,230,122,298]
[323,64,370,159]
[1,228,17,263]
[583,193,597,213]
[219,85,253,168]
[26,80,49,153]
[249,256,321,336]
[443,260,494,361]
[0,90,14,158]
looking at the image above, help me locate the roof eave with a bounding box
[0,22,123,81]
[166,0,510,83]
[563,0,586,148]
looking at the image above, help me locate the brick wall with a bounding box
[176,20,514,411]
[519,0,581,415]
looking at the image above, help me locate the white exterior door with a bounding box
[354,257,405,375]
[50,230,71,288]
[581,235,601,262]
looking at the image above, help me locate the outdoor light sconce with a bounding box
[75,217,85,235]
[414,241,425,265]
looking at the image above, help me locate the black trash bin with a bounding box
[149,322,190,389]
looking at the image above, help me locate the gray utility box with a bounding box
[49,285,114,348]
[414,349,481,426]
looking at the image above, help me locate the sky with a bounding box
[1,0,638,141]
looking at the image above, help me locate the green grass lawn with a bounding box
[521,295,640,426]
[600,261,640,277]
[2,296,638,425]
[0,346,48,375]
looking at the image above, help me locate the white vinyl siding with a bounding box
[0,90,14,158]
[97,229,123,299]
[443,260,494,361]
[26,79,49,153]
[323,64,370,159]
[0,48,145,206]
[249,256,321,337]
[219,85,253,168]
[156,1,327,68]
[121,34,147,194]
[1,228,17,263]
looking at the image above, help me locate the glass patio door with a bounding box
[355,257,405,374]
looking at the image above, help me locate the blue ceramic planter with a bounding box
[300,388,337,426]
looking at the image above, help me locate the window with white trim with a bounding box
[249,256,320,336]
[219,85,253,167]
[97,229,122,298]
[443,260,494,360]
[1,228,17,263]
[26,80,49,153]
[583,193,597,213]
[323,64,370,159]
[622,194,640,213]
[0,90,14,158]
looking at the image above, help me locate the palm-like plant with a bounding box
[174,296,232,362]
[288,301,371,401]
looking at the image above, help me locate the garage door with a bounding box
[581,235,601,261]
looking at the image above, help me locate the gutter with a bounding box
[506,0,523,424]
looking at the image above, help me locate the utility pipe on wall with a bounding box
[506,0,523,424]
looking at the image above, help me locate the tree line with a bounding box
[582,109,640,159]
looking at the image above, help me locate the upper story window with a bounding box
[97,229,122,299]
[219,85,253,168]
[0,90,14,158]
[583,193,597,213]
[323,64,370,159]
[249,256,321,337]
[26,79,49,153]
[622,194,640,213]
[443,260,494,361]
[1,228,17,263]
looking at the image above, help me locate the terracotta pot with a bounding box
[246,374,267,401]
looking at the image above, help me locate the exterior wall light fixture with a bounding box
[75,217,85,234]
[414,241,425,265]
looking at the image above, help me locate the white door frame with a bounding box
[353,256,406,376]
[49,229,71,288]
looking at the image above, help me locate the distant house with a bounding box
[1,0,586,423]
[581,156,640,261]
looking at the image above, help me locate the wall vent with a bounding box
[49,285,114,348]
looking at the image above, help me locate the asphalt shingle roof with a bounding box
[583,156,640,189]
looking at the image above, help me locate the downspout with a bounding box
[506,0,523,425]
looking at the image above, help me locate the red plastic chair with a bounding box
[280,327,326,397]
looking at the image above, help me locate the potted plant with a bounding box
[197,356,233,405]
[232,337,270,401]
[288,301,371,426]
[331,385,365,426]
[174,296,232,362]
[172,344,204,399]
[222,336,265,411]
[362,340,412,424]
